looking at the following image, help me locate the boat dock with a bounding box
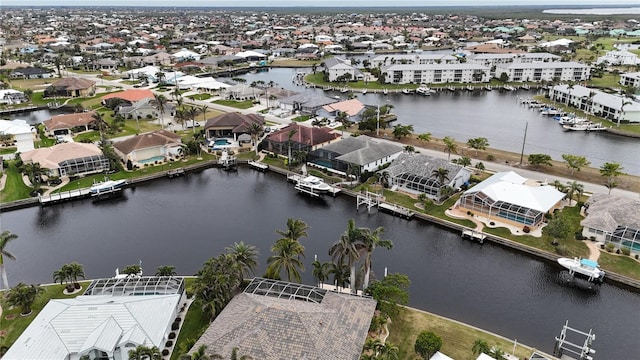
[167,168,186,178]
[39,188,92,205]
[247,160,269,172]
[288,173,341,197]
[461,229,486,244]
[378,202,414,219]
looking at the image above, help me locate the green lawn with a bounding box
[170,299,210,360]
[212,100,254,109]
[597,252,640,279]
[588,73,621,88]
[388,307,533,360]
[291,114,311,122]
[0,147,16,155]
[1,162,33,202]
[0,282,90,349]
[187,93,212,101]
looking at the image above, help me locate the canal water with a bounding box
[3,169,639,358]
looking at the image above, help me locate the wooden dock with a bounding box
[39,188,92,205]
[247,161,269,172]
[167,168,186,178]
[461,229,486,244]
[378,202,414,219]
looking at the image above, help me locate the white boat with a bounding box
[415,85,432,96]
[503,85,516,91]
[296,175,332,193]
[557,257,605,282]
[382,88,389,95]
[587,123,607,131]
[402,88,414,95]
[90,179,127,194]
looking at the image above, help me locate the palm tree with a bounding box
[565,181,584,204]
[472,339,491,356]
[247,122,263,150]
[225,241,259,278]
[6,282,43,315]
[122,264,142,277]
[66,262,85,289]
[230,347,252,360]
[312,260,331,287]
[266,237,305,283]
[619,97,632,127]
[199,104,209,122]
[91,111,109,144]
[329,219,364,294]
[187,106,199,134]
[0,230,18,290]
[53,267,71,288]
[360,226,392,290]
[443,136,457,161]
[431,167,450,187]
[186,344,221,360]
[154,93,168,129]
[286,128,298,170]
[275,218,309,243]
[417,132,432,143]
[600,162,625,194]
[155,265,177,277]
[328,260,350,291]
[335,111,350,138]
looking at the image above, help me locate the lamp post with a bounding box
[519,121,528,166]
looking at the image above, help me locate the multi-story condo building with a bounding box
[620,72,640,89]
[549,84,640,124]
[495,62,590,82]
[369,54,459,67]
[381,63,490,84]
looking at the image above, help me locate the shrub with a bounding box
[574,232,586,240]
[486,154,495,161]
[489,222,495,226]
[621,247,631,256]
[555,245,569,256]
[171,322,179,331]
[605,243,615,252]
[162,349,169,356]
[165,340,173,347]
[635,254,639,260]
[589,236,596,241]
[523,226,531,234]
[169,332,176,339]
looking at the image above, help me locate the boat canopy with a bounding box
[580,259,599,268]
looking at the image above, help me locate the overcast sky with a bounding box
[3,0,640,7]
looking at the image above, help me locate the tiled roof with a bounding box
[44,111,97,131]
[266,123,339,145]
[21,142,104,170]
[190,279,376,360]
[102,89,155,103]
[50,77,96,90]
[321,99,365,117]
[204,112,264,133]
[113,130,181,155]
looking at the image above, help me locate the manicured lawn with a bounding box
[0,282,90,349]
[170,299,210,360]
[0,147,16,155]
[187,93,212,101]
[212,100,254,109]
[388,307,533,360]
[262,155,286,168]
[597,252,640,279]
[588,73,621,88]
[1,162,33,202]
[291,114,311,122]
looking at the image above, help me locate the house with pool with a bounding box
[113,130,183,169]
[261,123,340,158]
[581,194,640,254]
[43,111,98,137]
[204,112,264,142]
[457,171,565,228]
[21,142,109,178]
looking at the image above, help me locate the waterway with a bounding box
[3,169,639,358]
[239,67,640,176]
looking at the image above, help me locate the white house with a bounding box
[597,50,640,66]
[172,48,201,61]
[0,89,28,105]
[495,61,590,82]
[381,63,491,84]
[324,57,364,82]
[549,84,640,124]
[620,72,640,89]
[0,119,35,153]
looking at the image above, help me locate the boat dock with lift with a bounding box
[39,188,92,205]
[287,174,341,197]
[356,191,414,219]
[247,160,269,172]
[461,229,486,244]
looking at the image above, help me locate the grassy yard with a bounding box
[588,73,621,88]
[270,59,322,68]
[597,252,640,279]
[0,162,33,202]
[0,282,90,349]
[187,93,212,101]
[388,307,533,360]
[170,299,210,360]
[0,147,16,155]
[212,99,254,109]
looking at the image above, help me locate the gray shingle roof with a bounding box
[320,136,403,166]
[581,193,640,233]
[385,153,464,180]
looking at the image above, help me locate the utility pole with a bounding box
[519,121,528,166]
[376,101,380,137]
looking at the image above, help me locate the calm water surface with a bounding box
[3,169,639,358]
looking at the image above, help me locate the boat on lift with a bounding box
[557,257,605,282]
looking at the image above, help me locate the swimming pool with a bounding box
[138,156,165,164]
[214,139,231,145]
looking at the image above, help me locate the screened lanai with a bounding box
[395,173,443,197]
[608,226,640,252]
[58,154,109,177]
[84,276,184,296]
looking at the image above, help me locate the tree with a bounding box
[230,347,252,360]
[457,156,472,167]
[286,128,298,170]
[185,344,221,360]
[365,273,410,320]
[312,260,331,287]
[122,264,142,277]
[619,97,632,127]
[335,111,351,138]
[414,331,442,360]
[22,161,46,193]
[565,181,584,204]
[225,241,259,278]
[417,132,432,143]
[0,230,18,290]
[545,214,572,245]
[528,153,552,167]
[472,339,491,356]
[360,226,392,290]
[128,345,162,360]
[155,265,177,277]
[266,237,305,283]
[66,262,85,289]
[199,104,209,122]
[275,218,309,243]
[430,167,450,188]
[600,162,624,195]
[247,122,263,149]
[330,219,364,294]
[329,261,350,290]
[6,282,43,315]
[562,154,590,175]
[392,124,413,140]
[91,111,109,144]
[194,254,242,320]
[154,93,168,128]
[467,137,489,156]
[443,136,457,161]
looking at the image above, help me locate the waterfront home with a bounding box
[581,194,640,253]
[381,63,490,84]
[0,89,28,105]
[43,111,98,136]
[0,119,35,153]
[261,123,340,157]
[458,171,565,228]
[382,153,472,201]
[324,57,365,82]
[21,142,109,177]
[101,89,155,105]
[308,135,403,177]
[9,66,53,79]
[316,98,367,123]
[223,83,264,101]
[278,93,338,116]
[596,49,640,66]
[3,277,185,360]
[113,130,183,168]
[189,278,376,360]
[494,61,590,82]
[44,77,96,98]
[549,84,640,124]
[620,72,640,89]
[101,89,160,119]
[204,112,264,141]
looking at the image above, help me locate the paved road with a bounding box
[77,71,639,200]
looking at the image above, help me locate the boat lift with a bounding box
[356,191,381,213]
[553,320,596,360]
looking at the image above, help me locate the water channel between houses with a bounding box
[3,169,639,358]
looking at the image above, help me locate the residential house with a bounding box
[597,49,640,66]
[101,89,160,119]
[581,194,640,253]
[0,119,35,153]
[3,277,185,360]
[381,63,491,84]
[190,278,376,360]
[0,89,28,105]
[458,171,565,228]
[620,72,640,89]
[324,57,364,82]
[382,153,472,201]
[279,93,338,116]
[45,77,96,98]
[172,48,201,62]
[223,84,264,101]
[308,135,403,176]
[316,98,367,123]
[549,84,640,124]
[9,66,53,79]
[494,61,590,82]
[204,112,264,141]
[261,123,340,156]
[21,142,109,177]
[113,130,183,168]
[43,111,98,136]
